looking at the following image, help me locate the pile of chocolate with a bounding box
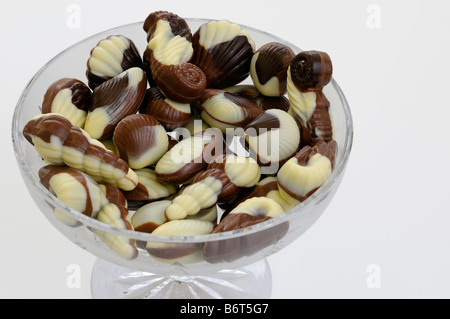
[22,11,337,262]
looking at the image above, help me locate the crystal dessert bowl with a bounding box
[12,19,353,299]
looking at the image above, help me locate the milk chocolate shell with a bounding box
[250,42,295,97]
[42,78,91,128]
[225,85,290,112]
[192,20,255,89]
[84,67,147,140]
[86,35,143,90]
[144,12,206,103]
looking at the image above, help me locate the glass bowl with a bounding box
[11,19,353,299]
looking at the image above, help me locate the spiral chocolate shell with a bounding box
[42,78,91,128]
[144,16,206,103]
[86,35,143,90]
[84,67,147,140]
[192,20,255,89]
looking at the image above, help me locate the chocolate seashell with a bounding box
[194,89,263,133]
[86,35,143,90]
[244,109,300,172]
[192,20,255,89]
[23,113,138,191]
[277,140,337,202]
[287,50,333,145]
[143,11,192,43]
[42,78,91,128]
[113,114,169,169]
[84,67,147,140]
[140,87,191,131]
[144,14,206,103]
[250,42,295,97]
[225,85,290,112]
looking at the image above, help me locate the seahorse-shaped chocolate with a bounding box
[287,50,333,146]
[23,113,138,191]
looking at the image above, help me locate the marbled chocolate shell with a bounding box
[86,35,143,90]
[225,85,290,112]
[42,78,91,128]
[140,87,191,131]
[194,89,263,133]
[113,114,169,169]
[250,42,295,97]
[84,67,147,140]
[192,20,255,89]
[144,15,206,103]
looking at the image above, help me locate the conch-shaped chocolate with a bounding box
[287,50,333,145]
[143,11,206,103]
[23,114,138,191]
[192,20,255,89]
[86,35,143,90]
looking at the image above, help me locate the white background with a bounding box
[1,0,450,299]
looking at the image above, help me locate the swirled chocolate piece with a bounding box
[143,11,192,43]
[250,42,295,97]
[95,203,138,260]
[84,67,147,140]
[131,200,171,233]
[192,20,255,89]
[165,154,261,221]
[203,197,288,263]
[113,114,169,169]
[86,35,143,90]
[23,114,138,191]
[143,13,206,103]
[146,220,214,259]
[194,89,263,133]
[155,130,224,185]
[244,109,300,171]
[39,165,103,226]
[140,87,191,131]
[225,85,290,112]
[99,184,127,208]
[277,140,337,202]
[122,168,177,202]
[42,78,91,128]
[287,50,333,145]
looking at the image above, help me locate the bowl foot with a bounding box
[91,258,272,299]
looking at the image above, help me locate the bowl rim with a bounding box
[12,19,354,244]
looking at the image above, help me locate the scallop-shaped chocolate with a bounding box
[287,50,333,145]
[143,11,192,43]
[225,85,290,112]
[140,87,191,131]
[144,12,207,103]
[244,109,300,172]
[42,78,91,128]
[250,42,295,97]
[86,35,143,90]
[192,20,256,89]
[84,67,147,140]
[194,89,263,133]
[113,114,169,169]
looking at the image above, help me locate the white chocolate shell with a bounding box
[123,168,177,202]
[131,200,171,233]
[229,197,284,218]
